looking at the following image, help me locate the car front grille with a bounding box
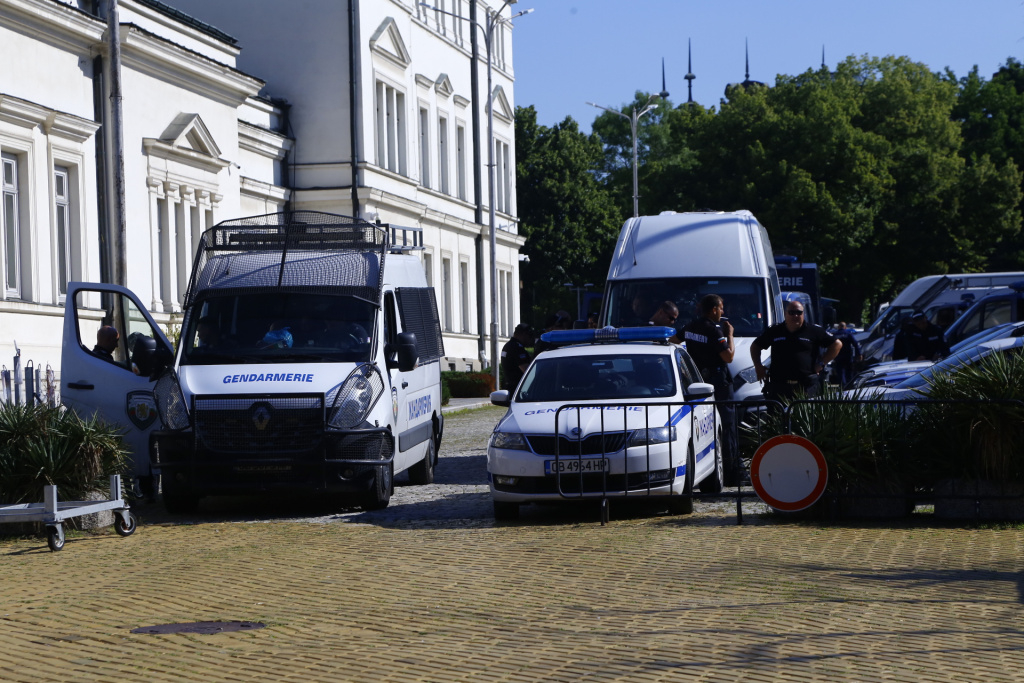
[526,432,628,456]
[494,470,674,495]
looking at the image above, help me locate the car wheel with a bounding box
[362,462,393,511]
[698,430,725,494]
[493,501,519,520]
[408,437,436,485]
[668,446,695,515]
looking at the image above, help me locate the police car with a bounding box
[486,327,723,520]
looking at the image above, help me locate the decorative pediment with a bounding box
[491,86,514,123]
[434,73,453,98]
[369,17,411,69]
[143,113,229,174]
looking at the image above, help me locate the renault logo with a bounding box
[570,427,582,439]
[252,404,272,431]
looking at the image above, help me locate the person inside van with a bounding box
[92,325,120,363]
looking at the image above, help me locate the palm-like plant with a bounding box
[0,403,130,504]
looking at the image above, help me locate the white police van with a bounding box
[486,326,721,521]
[61,211,444,513]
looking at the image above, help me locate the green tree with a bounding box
[514,106,622,326]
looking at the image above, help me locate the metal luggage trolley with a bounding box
[0,475,137,551]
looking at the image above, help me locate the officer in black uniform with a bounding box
[682,294,738,481]
[750,301,842,402]
[906,311,950,361]
[500,323,535,392]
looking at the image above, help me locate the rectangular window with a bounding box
[499,268,508,337]
[460,260,469,333]
[505,270,514,336]
[494,140,512,214]
[442,256,452,332]
[54,166,71,299]
[423,252,433,288]
[376,81,407,176]
[456,124,467,201]
[438,115,449,195]
[2,153,21,298]
[419,107,430,188]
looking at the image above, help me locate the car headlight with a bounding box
[489,431,529,450]
[327,364,384,429]
[153,370,190,430]
[627,426,676,447]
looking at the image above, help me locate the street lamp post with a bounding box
[586,95,659,218]
[563,282,594,322]
[421,1,533,391]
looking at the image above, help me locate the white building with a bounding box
[0,0,524,383]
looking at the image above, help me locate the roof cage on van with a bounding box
[182,211,389,308]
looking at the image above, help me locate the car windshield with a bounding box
[603,277,769,337]
[948,322,1014,354]
[180,292,376,365]
[516,353,677,402]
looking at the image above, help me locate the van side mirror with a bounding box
[131,336,173,380]
[391,332,418,372]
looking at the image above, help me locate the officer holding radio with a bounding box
[682,294,737,478]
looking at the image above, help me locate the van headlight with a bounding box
[153,370,190,430]
[734,360,768,390]
[327,364,384,429]
[489,431,529,450]
[627,426,676,447]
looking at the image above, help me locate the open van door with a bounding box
[61,282,174,488]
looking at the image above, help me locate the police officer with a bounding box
[906,311,949,361]
[750,301,842,402]
[500,323,534,392]
[682,294,738,480]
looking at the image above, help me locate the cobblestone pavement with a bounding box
[2,406,1024,681]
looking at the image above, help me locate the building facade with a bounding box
[0,0,524,381]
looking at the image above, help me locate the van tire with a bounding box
[408,437,436,485]
[362,462,393,511]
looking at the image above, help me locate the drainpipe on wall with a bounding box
[349,0,362,218]
[91,54,111,285]
[106,0,127,286]
[471,0,486,366]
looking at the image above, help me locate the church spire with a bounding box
[659,57,670,99]
[685,38,695,104]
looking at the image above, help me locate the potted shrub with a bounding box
[910,350,1024,519]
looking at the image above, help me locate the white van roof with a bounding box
[607,210,767,280]
[891,272,1024,307]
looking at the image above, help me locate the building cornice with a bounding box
[0,0,103,53]
[118,24,264,105]
[238,120,293,160]
[142,137,231,174]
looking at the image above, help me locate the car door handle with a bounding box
[402,381,409,389]
[67,382,94,390]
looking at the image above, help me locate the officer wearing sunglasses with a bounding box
[749,302,842,402]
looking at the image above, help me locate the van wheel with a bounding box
[668,446,695,515]
[362,462,393,511]
[408,437,436,485]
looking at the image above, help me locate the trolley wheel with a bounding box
[114,512,137,537]
[46,525,65,552]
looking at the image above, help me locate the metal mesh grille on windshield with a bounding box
[183,211,388,308]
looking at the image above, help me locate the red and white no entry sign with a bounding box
[750,434,828,512]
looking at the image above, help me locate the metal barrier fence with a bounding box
[549,396,1024,525]
[0,343,59,408]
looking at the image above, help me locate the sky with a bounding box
[512,0,1024,132]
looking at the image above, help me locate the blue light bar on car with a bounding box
[539,326,676,344]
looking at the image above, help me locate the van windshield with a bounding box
[179,292,376,365]
[603,278,769,337]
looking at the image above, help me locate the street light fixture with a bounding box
[586,94,660,218]
[420,1,533,391]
